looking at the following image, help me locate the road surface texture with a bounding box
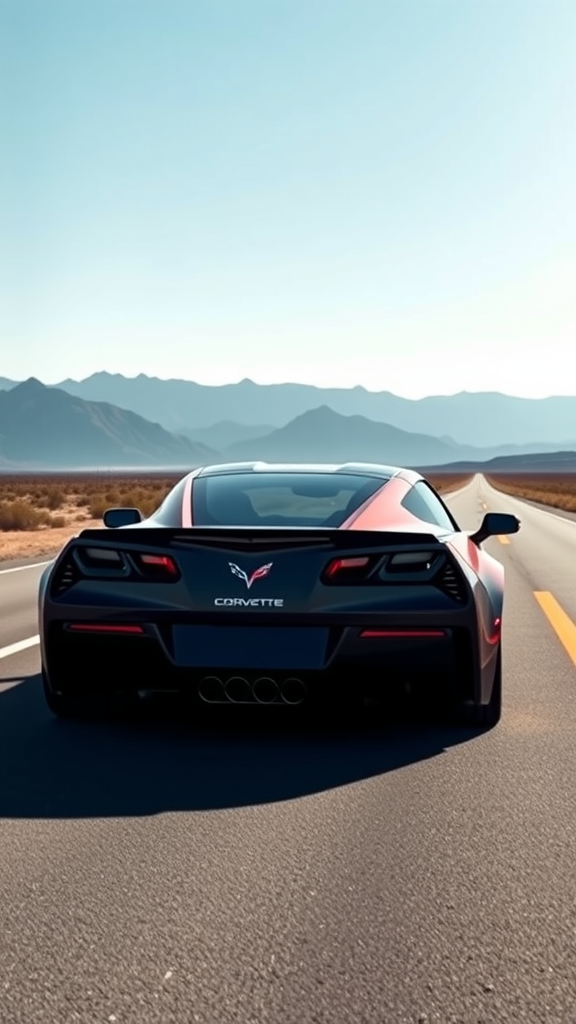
[1,474,576,1024]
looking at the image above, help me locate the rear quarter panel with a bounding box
[448,533,504,690]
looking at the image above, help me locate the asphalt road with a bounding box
[1,473,576,1024]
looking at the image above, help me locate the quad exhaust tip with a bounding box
[198,676,225,703]
[197,675,307,705]
[281,677,307,705]
[225,676,252,703]
[253,677,279,703]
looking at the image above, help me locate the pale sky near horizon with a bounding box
[1,0,575,398]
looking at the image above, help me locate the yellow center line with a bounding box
[498,535,511,544]
[534,591,576,667]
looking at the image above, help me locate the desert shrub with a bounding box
[139,495,165,517]
[43,486,67,510]
[85,485,170,520]
[27,489,45,505]
[49,515,66,528]
[122,486,170,517]
[0,500,50,531]
[102,487,168,516]
[88,496,108,519]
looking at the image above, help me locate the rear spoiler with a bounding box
[75,526,444,552]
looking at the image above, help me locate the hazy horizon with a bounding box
[2,0,575,398]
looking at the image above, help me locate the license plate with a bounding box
[172,625,329,670]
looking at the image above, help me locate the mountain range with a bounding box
[2,371,576,450]
[0,379,217,468]
[0,377,575,470]
[222,406,500,465]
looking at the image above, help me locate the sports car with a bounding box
[38,461,520,727]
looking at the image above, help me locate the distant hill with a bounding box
[221,406,488,466]
[181,420,275,450]
[0,379,218,468]
[422,450,576,474]
[51,371,576,449]
[0,377,18,392]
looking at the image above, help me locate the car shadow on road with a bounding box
[0,673,485,819]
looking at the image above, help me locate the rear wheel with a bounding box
[459,649,502,729]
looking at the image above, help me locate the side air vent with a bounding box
[435,562,467,603]
[51,558,82,596]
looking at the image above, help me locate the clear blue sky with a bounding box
[1,0,575,397]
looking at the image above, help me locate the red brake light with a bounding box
[360,629,446,638]
[137,554,178,576]
[325,557,370,578]
[68,624,144,634]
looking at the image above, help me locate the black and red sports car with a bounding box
[38,462,520,727]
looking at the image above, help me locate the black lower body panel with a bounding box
[43,620,476,710]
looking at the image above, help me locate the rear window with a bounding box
[192,472,387,527]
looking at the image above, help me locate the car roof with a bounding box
[195,461,420,481]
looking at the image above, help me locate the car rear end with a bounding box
[41,526,480,714]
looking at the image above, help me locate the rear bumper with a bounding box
[42,612,478,706]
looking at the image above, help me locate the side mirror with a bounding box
[103,507,143,528]
[470,512,520,546]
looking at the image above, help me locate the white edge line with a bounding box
[0,560,52,575]
[0,635,40,660]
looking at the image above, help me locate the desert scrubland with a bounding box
[0,472,472,561]
[0,474,174,561]
[486,473,576,514]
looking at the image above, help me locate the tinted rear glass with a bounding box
[192,473,387,527]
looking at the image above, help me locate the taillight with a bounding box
[136,553,179,578]
[80,547,125,568]
[385,551,435,573]
[360,629,446,638]
[70,545,180,582]
[323,556,371,583]
[67,624,145,634]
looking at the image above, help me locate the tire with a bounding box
[459,649,502,729]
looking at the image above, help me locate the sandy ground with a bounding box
[0,517,104,562]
